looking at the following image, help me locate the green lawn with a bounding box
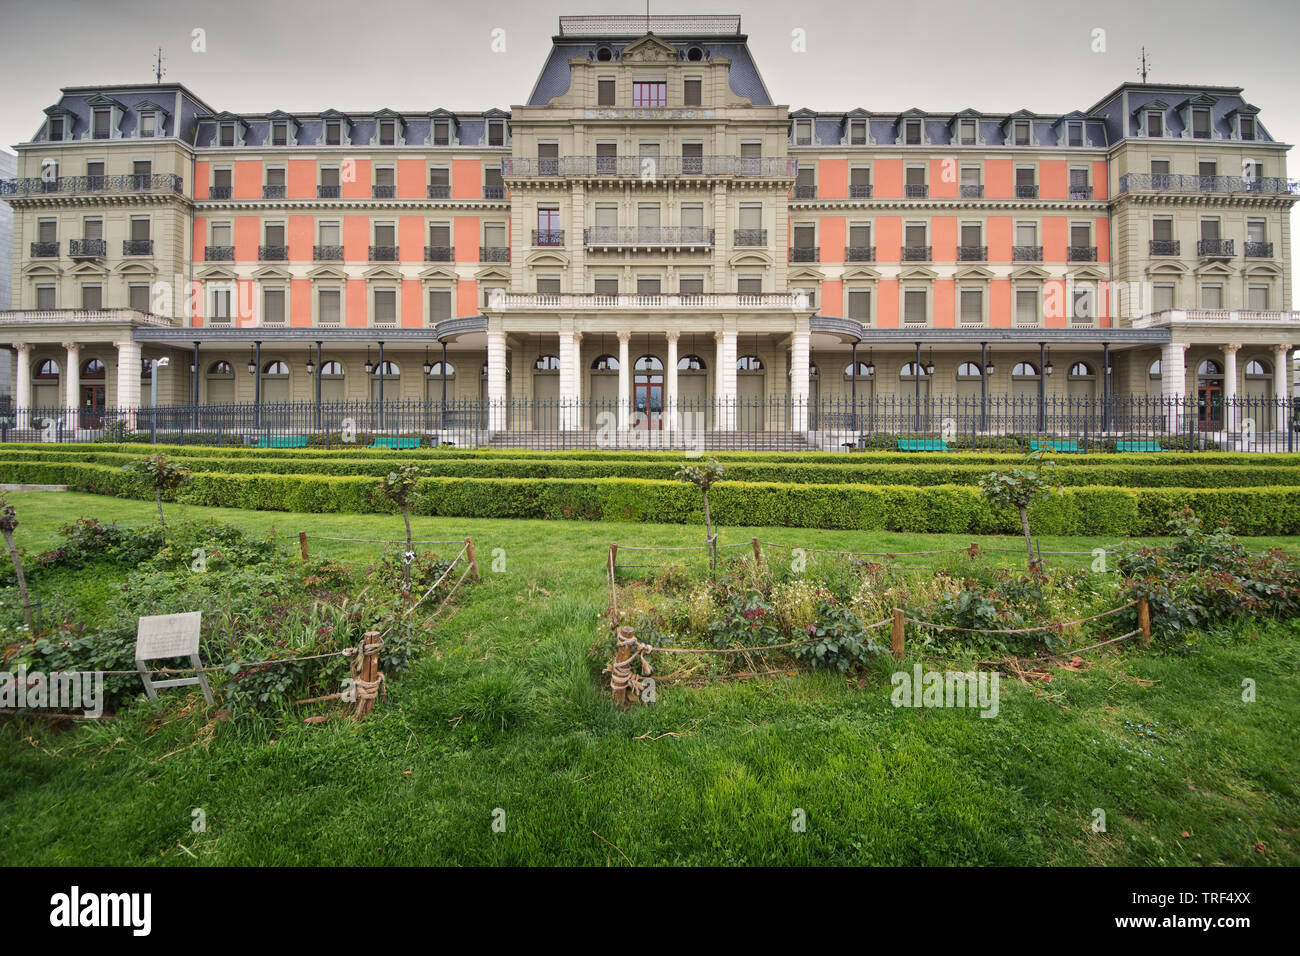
[1,491,1297,866]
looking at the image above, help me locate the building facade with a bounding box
[1,14,1297,443]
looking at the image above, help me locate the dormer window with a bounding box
[432,119,451,145]
[1192,107,1211,139]
[596,46,614,61]
[959,118,977,145]
[1240,115,1256,140]
[219,123,236,147]
[849,119,867,145]
[379,120,396,145]
[904,119,922,145]
[1067,121,1083,146]
[324,121,342,145]
[794,120,812,145]
[271,121,288,145]
[487,119,506,146]
[92,108,111,140]
[1012,120,1030,146]
[1146,111,1163,137]
[48,116,64,140]
[139,112,157,136]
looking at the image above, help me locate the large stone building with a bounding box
[1,14,1297,442]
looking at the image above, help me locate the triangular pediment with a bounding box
[362,264,403,281]
[307,265,347,280]
[1010,264,1050,280]
[953,265,995,280]
[252,265,292,280]
[621,33,678,62]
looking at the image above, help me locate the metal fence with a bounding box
[0,395,1294,452]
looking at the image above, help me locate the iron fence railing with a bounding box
[2,396,1294,452]
[502,155,798,179]
[1118,172,1300,196]
[0,173,185,197]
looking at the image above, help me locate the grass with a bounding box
[0,490,1297,866]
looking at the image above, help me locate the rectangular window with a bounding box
[264,222,286,246]
[1201,284,1223,309]
[847,290,872,322]
[1147,112,1163,137]
[1192,108,1211,138]
[536,276,561,295]
[265,166,286,187]
[129,283,150,312]
[37,219,57,243]
[681,203,704,231]
[595,277,620,295]
[140,112,157,136]
[850,165,871,196]
[81,284,102,310]
[93,109,111,139]
[739,204,762,231]
[638,276,663,295]
[683,78,702,107]
[379,121,396,146]
[374,165,395,186]
[904,222,927,246]
[637,203,661,229]
[271,121,287,145]
[1247,219,1266,243]
[594,204,618,229]
[794,121,811,146]
[428,289,452,322]
[210,288,232,321]
[1015,289,1039,326]
[850,120,867,145]
[49,117,64,140]
[1200,218,1220,241]
[83,217,103,240]
[960,222,982,247]
[432,120,450,145]
[219,123,235,147]
[1248,284,1269,310]
[849,222,871,248]
[737,277,762,295]
[1198,158,1217,178]
[1151,159,1170,177]
[325,121,342,145]
[632,82,667,107]
[1152,217,1173,241]
[130,218,150,241]
[1070,223,1092,247]
[1068,122,1083,147]
[373,288,397,325]
[487,121,505,146]
[959,118,977,145]
[1153,284,1175,311]
[960,289,983,325]
[1240,116,1256,140]
[597,78,616,106]
[319,221,340,246]
[263,288,286,324]
[36,285,56,309]
[1013,121,1031,146]
[319,166,340,188]
[678,277,703,295]
[210,222,232,246]
[793,223,816,249]
[903,289,927,324]
[373,222,395,247]
[213,167,232,190]
[318,288,341,325]
[1015,222,1037,246]
[428,222,450,246]
[904,119,922,145]
[483,222,505,248]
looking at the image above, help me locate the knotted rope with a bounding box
[606,625,654,702]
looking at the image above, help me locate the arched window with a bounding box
[263,361,290,375]
[1012,362,1039,378]
[1197,360,1223,376]
[426,362,454,377]
[736,355,763,371]
[1245,359,1271,376]
[371,361,399,376]
[677,354,706,371]
[686,46,705,61]
[900,362,927,378]
[845,361,874,377]
[481,361,511,378]
[35,359,59,379]
[1148,360,1162,377]
[82,359,106,378]
[534,355,561,371]
[595,46,613,61]
[320,361,344,376]
[591,355,619,371]
[956,362,983,377]
[635,355,664,371]
[208,361,233,376]
[1069,362,1094,378]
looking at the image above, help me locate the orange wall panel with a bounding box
[457,279,479,317]
[192,217,206,258]
[452,159,482,200]
[194,161,210,200]
[1042,216,1067,263]
[1043,280,1068,328]
[875,217,901,262]
[232,160,262,200]
[341,160,370,199]
[876,280,898,328]
[820,279,842,318]
[287,160,316,200]
[399,216,425,263]
[454,216,480,261]
[873,159,901,199]
[290,278,312,327]
[987,216,1012,262]
[1040,160,1067,200]
[985,159,1012,199]
[343,216,370,262]
[930,159,958,199]
[346,279,367,327]
[398,159,426,200]
[931,216,957,262]
[1095,216,1110,263]
[1092,161,1108,200]
[818,159,846,199]
[402,279,423,329]
[287,215,314,263]
[989,279,1010,328]
[933,279,954,328]
[819,216,845,263]
[233,216,260,262]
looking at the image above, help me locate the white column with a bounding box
[1161,341,1187,433]
[617,331,630,431]
[1273,345,1291,429]
[14,344,31,414]
[715,329,737,430]
[558,330,582,431]
[114,339,142,430]
[63,342,81,413]
[664,331,679,435]
[1222,343,1240,435]
[790,329,811,433]
[486,329,507,433]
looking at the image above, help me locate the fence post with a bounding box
[891,607,905,661]
[608,542,618,580]
[751,536,761,565]
[612,624,635,708]
[464,536,479,581]
[354,630,384,718]
[299,531,309,562]
[1137,595,1151,646]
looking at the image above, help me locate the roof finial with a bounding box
[153,47,166,84]
[1137,47,1151,83]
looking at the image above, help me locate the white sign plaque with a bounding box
[135,611,212,706]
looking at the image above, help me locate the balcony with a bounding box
[427,184,451,199]
[30,241,59,258]
[1245,241,1274,258]
[204,245,235,262]
[480,246,509,263]
[486,291,810,312]
[69,238,107,259]
[1118,173,1300,196]
[482,185,506,200]
[500,155,798,180]
[369,245,399,262]
[901,245,931,261]
[1068,245,1098,262]
[960,184,984,198]
[0,308,174,328]
[1149,239,1181,256]
[1197,239,1234,258]
[1132,308,1300,329]
[733,229,767,246]
[903,184,928,198]
[957,245,987,262]
[1014,184,1039,199]
[209,185,232,200]
[1069,185,1094,200]
[585,226,715,249]
[532,229,565,247]
[317,184,341,198]
[262,184,287,199]
[314,245,344,261]
[846,245,875,262]
[258,244,289,261]
[0,173,184,198]
[849,184,873,198]
[372,184,396,199]
[792,185,817,199]
[425,245,453,262]
[122,239,153,256]
[1012,245,1042,262]
[788,246,820,262]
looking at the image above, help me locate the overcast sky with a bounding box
[2,0,1298,284]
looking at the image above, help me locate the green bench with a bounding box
[369,437,421,450]
[255,436,308,448]
[896,439,949,452]
[1029,439,1080,453]
[1115,440,1164,453]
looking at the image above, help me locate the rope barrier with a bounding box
[904,600,1136,635]
[305,534,466,545]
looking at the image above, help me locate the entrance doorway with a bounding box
[633,355,664,429]
[80,358,107,428]
[1197,360,1224,431]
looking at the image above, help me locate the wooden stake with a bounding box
[891,608,905,661]
[608,542,618,579]
[464,536,479,581]
[1137,596,1151,646]
[355,630,382,718]
[613,624,635,707]
[751,536,761,564]
[299,531,309,561]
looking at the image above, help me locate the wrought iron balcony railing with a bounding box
[1015,184,1039,199]
[585,226,715,247]
[1068,245,1098,262]
[957,245,987,261]
[501,155,798,179]
[0,173,184,197]
[1118,173,1300,196]
[788,246,819,262]
[259,244,289,261]
[209,185,232,200]
[369,245,399,262]
[901,244,931,261]
[960,184,984,198]
[69,238,107,258]
[204,245,235,261]
[903,184,929,198]
[372,184,396,199]
[480,246,509,262]
[427,184,451,199]
[314,245,344,261]
[792,185,817,199]
[317,184,341,198]
[532,229,565,247]
[122,239,153,256]
[425,245,453,261]
[1149,239,1180,256]
[30,241,59,257]
[1069,185,1094,200]
[1245,241,1274,258]
[1197,238,1235,258]
[482,185,506,200]
[1012,245,1042,261]
[262,184,287,199]
[849,184,873,198]
[733,229,767,247]
[846,245,875,262]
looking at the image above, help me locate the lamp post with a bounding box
[148,356,170,443]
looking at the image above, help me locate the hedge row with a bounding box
[5,450,1299,490]
[6,459,1300,536]
[8,442,1300,469]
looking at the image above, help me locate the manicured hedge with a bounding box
[6,458,1300,536]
